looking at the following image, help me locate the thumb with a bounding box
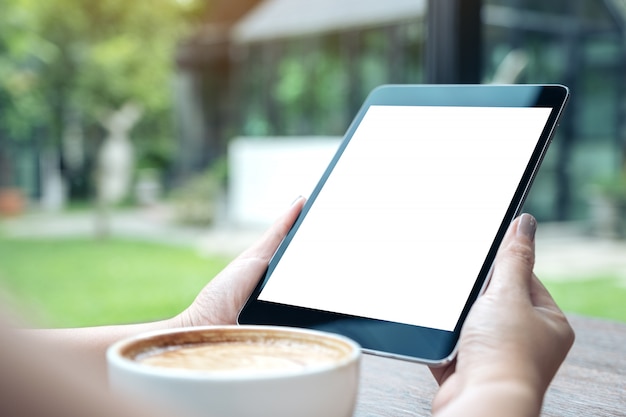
[240,195,306,261]
[485,214,537,300]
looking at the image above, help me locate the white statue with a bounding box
[95,102,143,237]
[96,102,143,205]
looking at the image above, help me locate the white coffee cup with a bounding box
[107,325,361,417]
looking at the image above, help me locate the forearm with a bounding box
[2,324,173,417]
[22,315,182,379]
[433,381,543,417]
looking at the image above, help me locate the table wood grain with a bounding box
[355,315,626,416]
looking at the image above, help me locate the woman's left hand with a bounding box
[175,196,305,327]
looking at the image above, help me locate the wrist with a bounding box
[465,360,549,399]
[434,379,543,417]
[477,380,543,415]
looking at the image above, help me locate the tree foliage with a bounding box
[0,0,202,192]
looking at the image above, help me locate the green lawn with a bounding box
[0,237,231,327]
[0,236,624,328]
[543,277,626,323]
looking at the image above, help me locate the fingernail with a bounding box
[290,195,304,206]
[517,213,537,241]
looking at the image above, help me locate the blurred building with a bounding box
[4,0,621,223]
[173,0,626,223]
[1,0,624,224]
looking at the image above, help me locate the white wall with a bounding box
[227,136,342,227]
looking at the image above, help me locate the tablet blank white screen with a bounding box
[259,105,552,331]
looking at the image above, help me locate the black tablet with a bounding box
[238,84,569,365]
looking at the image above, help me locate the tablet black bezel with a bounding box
[238,84,569,364]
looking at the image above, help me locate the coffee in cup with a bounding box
[107,326,361,417]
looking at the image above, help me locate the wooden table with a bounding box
[355,315,625,416]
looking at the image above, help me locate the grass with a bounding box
[0,236,624,327]
[0,236,231,327]
[543,277,626,323]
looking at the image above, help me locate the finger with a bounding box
[242,196,306,261]
[218,195,306,286]
[485,214,536,299]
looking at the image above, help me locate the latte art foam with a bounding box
[139,339,344,372]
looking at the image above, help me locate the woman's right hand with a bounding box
[430,214,575,417]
